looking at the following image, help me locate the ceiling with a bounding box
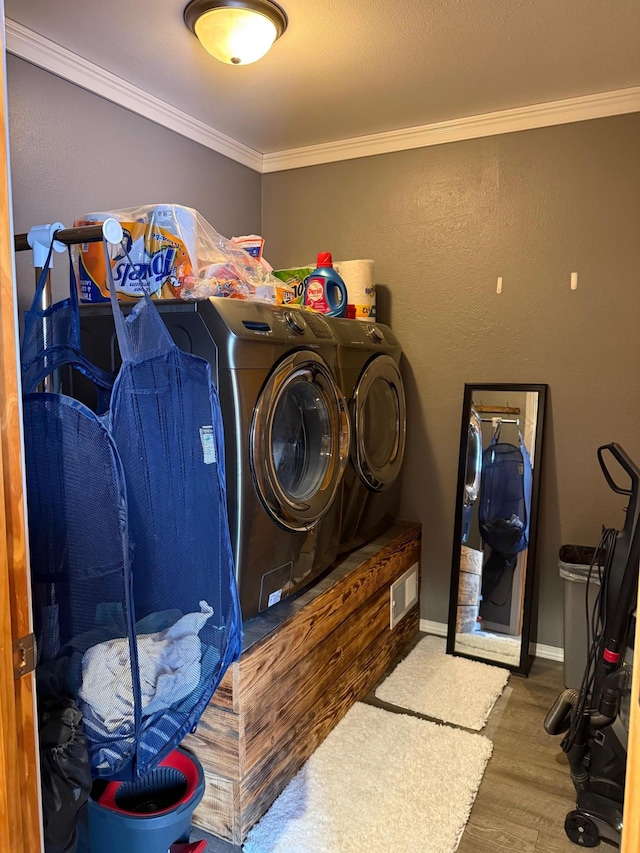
[5,0,640,155]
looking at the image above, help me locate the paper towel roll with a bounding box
[335,259,376,321]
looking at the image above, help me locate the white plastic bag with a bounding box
[73,204,292,303]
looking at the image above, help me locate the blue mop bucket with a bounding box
[87,749,205,853]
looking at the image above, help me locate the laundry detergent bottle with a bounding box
[304,252,348,317]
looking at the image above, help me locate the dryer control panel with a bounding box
[328,317,399,349]
[365,324,385,343]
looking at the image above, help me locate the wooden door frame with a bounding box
[621,582,640,851]
[0,8,43,852]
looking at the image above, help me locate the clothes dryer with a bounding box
[330,319,407,553]
[70,300,350,620]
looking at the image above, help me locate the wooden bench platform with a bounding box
[183,521,421,844]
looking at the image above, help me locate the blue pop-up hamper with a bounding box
[22,242,242,781]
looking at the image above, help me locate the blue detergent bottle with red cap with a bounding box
[304,252,348,317]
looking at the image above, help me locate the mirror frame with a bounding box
[446,383,547,676]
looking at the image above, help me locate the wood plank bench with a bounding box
[183,521,421,844]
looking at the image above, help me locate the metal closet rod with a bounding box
[480,417,520,424]
[474,405,521,415]
[14,223,107,253]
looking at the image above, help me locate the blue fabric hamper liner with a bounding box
[22,242,242,780]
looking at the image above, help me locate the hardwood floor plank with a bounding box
[535,830,591,852]
[468,774,575,836]
[457,807,538,853]
[462,657,617,850]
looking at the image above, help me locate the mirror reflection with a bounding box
[447,384,547,674]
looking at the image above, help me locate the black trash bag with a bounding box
[39,697,92,853]
[559,544,597,566]
[481,549,518,600]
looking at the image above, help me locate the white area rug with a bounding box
[374,635,509,730]
[243,702,492,853]
[455,630,522,666]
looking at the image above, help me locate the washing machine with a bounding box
[329,318,407,554]
[67,299,350,620]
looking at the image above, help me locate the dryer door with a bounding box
[251,350,350,531]
[353,354,406,491]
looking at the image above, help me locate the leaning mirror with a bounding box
[446,384,547,675]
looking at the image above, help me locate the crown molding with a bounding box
[5,19,640,176]
[262,86,640,173]
[4,19,263,173]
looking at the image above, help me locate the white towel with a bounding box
[79,600,213,731]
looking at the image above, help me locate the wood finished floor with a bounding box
[192,637,615,852]
[455,658,616,853]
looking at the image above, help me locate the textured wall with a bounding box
[263,113,640,648]
[8,55,640,648]
[6,55,262,310]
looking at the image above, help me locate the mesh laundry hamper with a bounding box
[479,425,532,554]
[22,245,242,780]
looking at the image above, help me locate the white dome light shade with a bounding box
[195,7,276,64]
[185,0,288,66]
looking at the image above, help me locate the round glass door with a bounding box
[252,350,350,531]
[353,355,406,491]
[271,381,332,502]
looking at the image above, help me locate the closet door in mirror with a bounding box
[446,384,547,675]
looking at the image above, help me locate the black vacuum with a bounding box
[545,443,639,848]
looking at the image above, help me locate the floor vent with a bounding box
[390,562,419,629]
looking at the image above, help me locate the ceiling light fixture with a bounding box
[184,0,288,66]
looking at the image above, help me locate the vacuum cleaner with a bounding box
[545,443,639,848]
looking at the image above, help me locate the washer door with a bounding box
[352,354,406,491]
[251,350,350,531]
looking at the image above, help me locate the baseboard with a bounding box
[419,619,564,662]
[420,619,448,637]
[531,642,564,663]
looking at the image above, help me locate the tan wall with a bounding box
[263,113,640,648]
[6,56,262,310]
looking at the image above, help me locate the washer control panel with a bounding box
[284,310,307,334]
